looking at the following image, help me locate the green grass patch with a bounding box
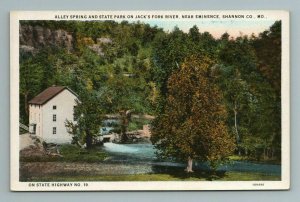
[223,171,280,181]
[228,155,281,165]
[20,144,107,163]
[27,171,280,182]
[228,155,247,161]
[59,144,107,163]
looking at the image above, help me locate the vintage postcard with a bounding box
[10,10,290,191]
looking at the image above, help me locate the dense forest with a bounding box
[19,20,282,166]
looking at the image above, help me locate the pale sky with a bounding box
[147,20,276,38]
[116,19,276,39]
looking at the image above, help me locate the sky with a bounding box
[116,19,276,38]
[148,20,276,38]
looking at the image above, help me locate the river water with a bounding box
[101,142,281,176]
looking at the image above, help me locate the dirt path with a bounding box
[20,161,153,181]
[19,134,36,150]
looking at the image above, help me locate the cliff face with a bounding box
[19,24,74,54]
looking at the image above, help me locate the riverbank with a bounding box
[19,142,281,182]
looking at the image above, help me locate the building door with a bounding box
[29,123,36,134]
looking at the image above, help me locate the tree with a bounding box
[66,88,104,149]
[152,26,218,117]
[252,21,281,96]
[151,55,235,172]
[188,25,200,42]
[216,28,282,160]
[216,35,258,156]
[250,21,282,160]
[101,74,151,142]
[151,27,190,97]
[20,58,43,123]
[65,48,106,149]
[215,64,250,155]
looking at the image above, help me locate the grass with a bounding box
[228,155,246,161]
[59,144,107,162]
[26,171,281,182]
[228,155,281,165]
[20,144,107,163]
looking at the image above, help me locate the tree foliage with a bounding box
[151,55,235,171]
[66,90,104,149]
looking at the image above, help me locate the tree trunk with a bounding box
[185,156,194,172]
[120,119,128,142]
[86,131,93,149]
[121,130,128,142]
[120,110,131,143]
[24,92,29,116]
[233,102,241,155]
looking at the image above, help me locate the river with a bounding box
[101,142,281,176]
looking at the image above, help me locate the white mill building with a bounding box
[28,86,78,144]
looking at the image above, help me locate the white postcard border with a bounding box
[10,10,290,191]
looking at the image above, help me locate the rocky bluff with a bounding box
[19,24,74,54]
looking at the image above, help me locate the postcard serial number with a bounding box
[253,183,265,186]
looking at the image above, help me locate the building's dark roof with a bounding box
[28,86,78,105]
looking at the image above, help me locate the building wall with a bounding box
[29,104,42,137]
[41,89,77,144]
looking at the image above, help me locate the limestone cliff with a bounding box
[19,24,74,54]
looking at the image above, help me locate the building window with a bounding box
[53,105,57,110]
[53,114,56,122]
[53,127,56,134]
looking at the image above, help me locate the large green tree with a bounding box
[66,89,104,149]
[216,35,258,156]
[215,64,250,155]
[65,48,106,149]
[19,58,43,123]
[151,55,235,172]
